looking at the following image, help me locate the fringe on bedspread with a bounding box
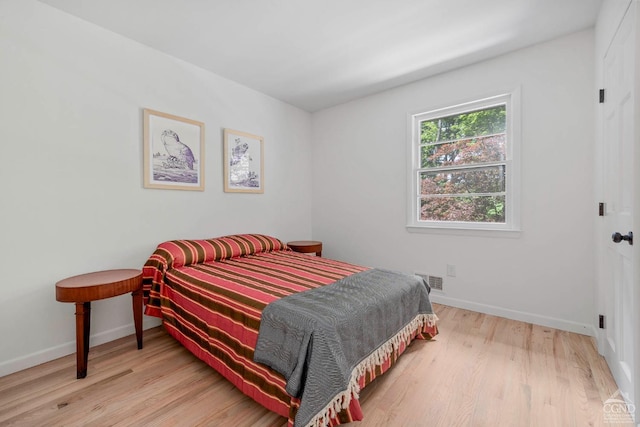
[304,313,439,427]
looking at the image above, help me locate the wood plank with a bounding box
[0,304,628,426]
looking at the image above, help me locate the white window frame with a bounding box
[406,90,521,235]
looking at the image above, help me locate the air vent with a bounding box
[428,275,443,291]
[416,273,443,291]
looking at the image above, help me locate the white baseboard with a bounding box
[0,318,162,378]
[2,298,598,378]
[430,293,597,337]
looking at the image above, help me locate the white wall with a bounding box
[312,30,596,334]
[0,1,312,376]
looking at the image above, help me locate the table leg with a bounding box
[74,301,91,379]
[132,289,143,350]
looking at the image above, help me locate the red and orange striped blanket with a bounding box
[142,234,438,426]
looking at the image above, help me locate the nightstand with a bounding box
[55,269,143,378]
[287,240,322,257]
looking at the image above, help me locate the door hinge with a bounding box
[599,89,605,103]
[599,314,605,329]
[599,202,605,216]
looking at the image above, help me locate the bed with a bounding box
[142,234,438,427]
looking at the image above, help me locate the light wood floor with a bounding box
[0,304,629,427]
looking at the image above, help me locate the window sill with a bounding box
[406,225,521,238]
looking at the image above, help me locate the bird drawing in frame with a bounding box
[161,129,195,170]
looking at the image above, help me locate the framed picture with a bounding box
[143,109,205,191]
[223,128,264,193]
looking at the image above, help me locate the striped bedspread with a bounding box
[142,234,438,426]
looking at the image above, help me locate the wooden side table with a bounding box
[287,240,323,257]
[55,269,143,379]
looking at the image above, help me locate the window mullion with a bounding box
[419,131,507,148]
[417,161,507,174]
[420,192,507,198]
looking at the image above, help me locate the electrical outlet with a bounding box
[446,264,456,277]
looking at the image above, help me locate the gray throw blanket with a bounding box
[254,268,437,427]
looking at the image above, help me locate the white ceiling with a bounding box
[39,0,602,112]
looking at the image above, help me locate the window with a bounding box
[407,92,520,232]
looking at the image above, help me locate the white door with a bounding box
[602,0,638,416]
